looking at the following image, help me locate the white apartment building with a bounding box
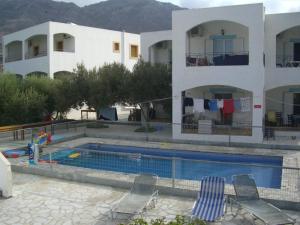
[141,3,300,143]
[2,21,140,77]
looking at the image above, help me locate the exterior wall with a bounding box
[172,4,265,143]
[187,21,249,56]
[3,22,50,75]
[3,22,140,77]
[141,30,172,62]
[265,12,300,90]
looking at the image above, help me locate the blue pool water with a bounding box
[42,143,283,189]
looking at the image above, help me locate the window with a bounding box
[130,44,139,58]
[56,41,64,51]
[113,42,120,53]
[213,39,233,56]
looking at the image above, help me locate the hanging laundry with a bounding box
[223,99,234,114]
[204,99,210,110]
[185,106,194,114]
[234,99,241,112]
[240,97,251,112]
[217,99,224,109]
[193,98,205,113]
[184,97,194,106]
[209,99,218,112]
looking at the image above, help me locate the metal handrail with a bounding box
[186,51,249,66]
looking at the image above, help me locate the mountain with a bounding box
[0,0,183,37]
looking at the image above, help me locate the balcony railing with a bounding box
[25,51,47,60]
[5,55,22,63]
[276,55,300,68]
[186,52,249,67]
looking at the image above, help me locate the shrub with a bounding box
[120,215,206,225]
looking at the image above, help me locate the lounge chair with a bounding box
[110,173,158,219]
[192,176,226,222]
[232,174,296,225]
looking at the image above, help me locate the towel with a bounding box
[209,99,218,112]
[234,99,241,112]
[223,99,234,114]
[240,97,251,112]
[193,98,205,113]
[184,97,194,106]
[217,99,224,109]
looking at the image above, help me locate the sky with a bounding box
[58,0,300,13]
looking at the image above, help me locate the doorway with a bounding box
[293,93,300,115]
[294,43,300,61]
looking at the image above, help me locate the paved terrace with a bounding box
[0,173,299,225]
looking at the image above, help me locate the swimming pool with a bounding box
[42,143,283,189]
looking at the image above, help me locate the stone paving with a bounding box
[0,173,299,225]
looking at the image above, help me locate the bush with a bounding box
[121,216,206,225]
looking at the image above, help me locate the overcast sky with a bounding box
[57,0,300,13]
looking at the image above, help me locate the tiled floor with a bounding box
[0,173,299,225]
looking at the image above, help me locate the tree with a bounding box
[22,76,57,116]
[86,63,131,117]
[129,59,172,122]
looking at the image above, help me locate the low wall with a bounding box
[0,152,12,198]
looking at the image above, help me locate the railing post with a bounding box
[172,157,176,188]
[228,125,231,147]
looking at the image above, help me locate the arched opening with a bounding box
[148,40,172,66]
[54,71,75,80]
[182,85,252,135]
[25,35,47,59]
[26,71,48,77]
[5,41,22,62]
[186,20,249,66]
[266,85,300,127]
[276,26,300,67]
[53,33,75,52]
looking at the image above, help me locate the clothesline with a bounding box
[183,97,251,113]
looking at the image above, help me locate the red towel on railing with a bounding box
[223,99,234,114]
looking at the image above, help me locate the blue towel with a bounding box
[234,99,241,112]
[209,99,218,112]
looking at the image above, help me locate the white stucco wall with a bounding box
[0,153,12,198]
[265,12,300,91]
[172,4,265,143]
[3,22,140,77]
[141,30,172,62]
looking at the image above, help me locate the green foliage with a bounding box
[0,60,172,125]
[121,216,206,225]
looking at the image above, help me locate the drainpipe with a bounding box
[121,30,125,65]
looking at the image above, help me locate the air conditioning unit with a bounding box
[190,26,204,37]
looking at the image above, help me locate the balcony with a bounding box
[25,50,47,60]
[186,52,249,66]
[25,34,47,60]
[276,26,300,68]
[4,40,22,63]
[186,20,249,67]
[149,40,172,66]
[276,55,300,68]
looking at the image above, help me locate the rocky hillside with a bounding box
[0,0,182,37]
